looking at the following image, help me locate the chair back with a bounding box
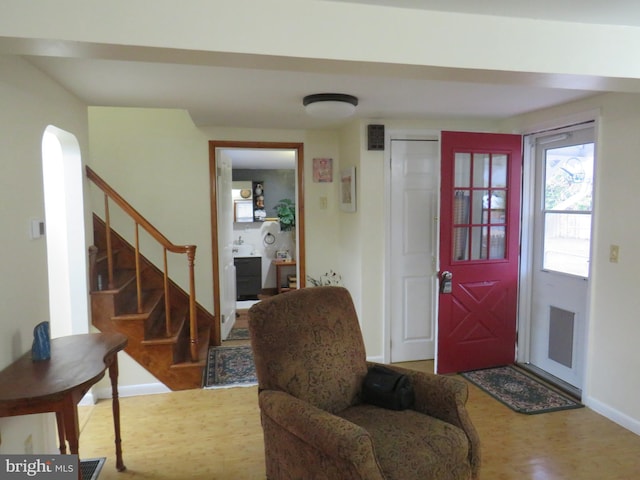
[248,286,368,413]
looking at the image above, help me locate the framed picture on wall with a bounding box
[340,166,356,212]
[313,157,333,182]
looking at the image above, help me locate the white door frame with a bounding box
[383,129,440,364]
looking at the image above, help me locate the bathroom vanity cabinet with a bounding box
[234,256,262,300]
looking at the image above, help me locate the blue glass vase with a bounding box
[32,321,51,361]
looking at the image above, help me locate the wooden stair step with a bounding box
[112,289,164,322]
[92,268,136,294]
[171,320,211,368]
[95,248,122,264]
[142,303,188,345]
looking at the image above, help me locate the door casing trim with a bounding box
[208,140,305,346]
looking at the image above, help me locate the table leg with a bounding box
[60,396,82,480]
[108,354,126,472]
[61,397,80,455]
[55,411,67,454]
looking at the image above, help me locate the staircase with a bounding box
[87,167,213,391]
[90,215,212,390]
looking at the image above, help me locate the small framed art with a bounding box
[340,166,356,212]
[313,158,333,182]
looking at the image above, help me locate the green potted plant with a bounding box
[274,198,295,232]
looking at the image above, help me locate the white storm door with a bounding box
[390,138,439,362]
[216,149,237,339]
[529,125,595,391]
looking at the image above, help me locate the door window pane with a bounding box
[544,144,594,211]
[472,190,487,223]
[453,227,469,261]
[470,226,486,260]
[489,226,506,259]
[484,190,506,222]
[473,153,490,187]
[543,213,591,277]
[454,153,471,187]
[492,155,508,187]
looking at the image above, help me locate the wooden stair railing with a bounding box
[86,166,199,362]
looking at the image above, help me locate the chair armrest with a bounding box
[368,363,481,479]
[259,390,384,479]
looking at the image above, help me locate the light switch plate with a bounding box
[609,244,620,263]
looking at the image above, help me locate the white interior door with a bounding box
[389,138,439,362]
[529,125,595,391]
[216,149,237,340]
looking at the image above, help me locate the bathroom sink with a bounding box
[232,244,257,257]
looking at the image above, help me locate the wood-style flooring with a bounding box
[78,361,640,479]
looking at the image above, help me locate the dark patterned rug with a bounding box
[204,345,257,388]
[227,327,250,340]
[461,365,583,414]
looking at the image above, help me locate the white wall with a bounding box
[0,55,89,453]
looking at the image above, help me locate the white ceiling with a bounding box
[15,0,640,133]
[329,0,640,27]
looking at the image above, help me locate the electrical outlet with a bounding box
[609,244,620,263]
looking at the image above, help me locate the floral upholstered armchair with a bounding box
[248,286,480,480]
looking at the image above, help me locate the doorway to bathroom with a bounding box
[209,141,306,346]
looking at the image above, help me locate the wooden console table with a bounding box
[0,332,128,476]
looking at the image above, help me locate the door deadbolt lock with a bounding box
[440,271,453,294]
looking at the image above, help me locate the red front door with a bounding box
[437,131,522,374]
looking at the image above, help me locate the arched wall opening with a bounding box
[42,125,89,337]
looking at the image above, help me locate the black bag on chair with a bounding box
[361,365,415,411]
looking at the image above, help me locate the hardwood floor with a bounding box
[78,361,640,479]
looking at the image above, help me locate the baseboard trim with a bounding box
[584,395,640,436]
[94,382,171,400]
[366,355,384,364]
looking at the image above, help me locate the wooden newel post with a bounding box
[186,245,198,362]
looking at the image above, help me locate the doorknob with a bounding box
[440,271,453,294]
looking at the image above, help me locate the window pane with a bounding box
[472,190,487,223]
[543,213,591,277]
[489,226,506,259]
[492,154,507,187]
[473,153,490,188]
[485,190,506,223]
[454,153,471,187]
[453,227,469,260]
[454,190,470,224]
[544,143,594,211]
[470,226,486,260]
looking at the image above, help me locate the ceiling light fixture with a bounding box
[303,93,358,119]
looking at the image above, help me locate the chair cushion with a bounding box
[337,404,472,480]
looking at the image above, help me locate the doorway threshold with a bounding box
[516,362,582,401]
